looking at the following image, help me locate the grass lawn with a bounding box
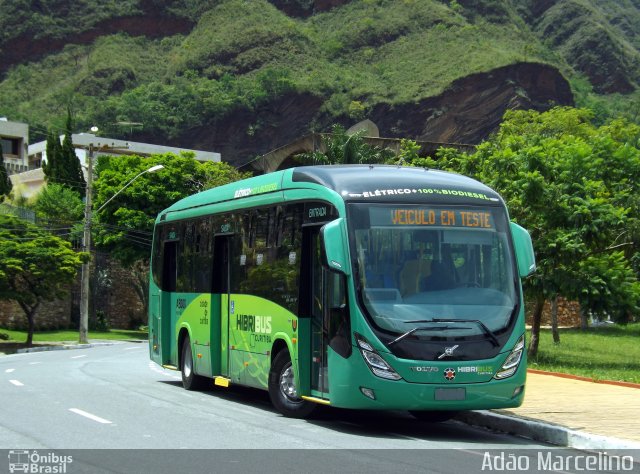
[2,324,638,384]
[528,323,640,384]
[0,328,148,354]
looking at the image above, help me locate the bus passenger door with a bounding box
[211,235,230,377]
[309,229,330,398]
[159,241,177,365]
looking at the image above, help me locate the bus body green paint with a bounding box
[149,165,534,416]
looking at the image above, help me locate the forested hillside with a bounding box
[0,0,638,166]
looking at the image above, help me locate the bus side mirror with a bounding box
[510,222,536,278]
[320,218,350,276]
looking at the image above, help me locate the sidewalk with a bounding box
[458,371,640,450]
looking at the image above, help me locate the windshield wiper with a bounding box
[387,325,472,347]
[387,327,419,346]
[404,318,500,347]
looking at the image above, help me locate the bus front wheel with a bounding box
[181,336,207,391]
[268,349,315,418]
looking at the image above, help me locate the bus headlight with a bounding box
[355,333,402,381]
[494,334,525,380]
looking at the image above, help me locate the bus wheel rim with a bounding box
[279,364,298,400]
[184,350,192,377]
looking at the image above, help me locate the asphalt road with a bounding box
[0,342,616,473]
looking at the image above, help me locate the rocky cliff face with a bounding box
[165,62,573,167]
[141,91,327,168]
[269,0,351,17]
[371,62,574,144]
[0,15,194,77]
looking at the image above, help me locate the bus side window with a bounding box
[151,226,164,287]
[327,271,351,358]
[162,241,177,292]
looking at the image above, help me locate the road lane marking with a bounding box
[124,347,143,351]
[69,408,112,424]
[5,368,15,373]
[29,362,42,365]
[71,355,87,359]
[9,380,24,386]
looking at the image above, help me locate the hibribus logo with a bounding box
[236,314,272,334]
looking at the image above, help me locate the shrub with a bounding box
[91,310,110,332]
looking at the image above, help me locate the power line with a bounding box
[2,207,157,245]
[94,222,153,236]
[0,222,153,245]
[0,226,77,233]
[43,177,88,187]
[3,212,154,236]
[5,232,77,241]
[91,224,154,245]
[124,238,152,248]
[95,233,151,248]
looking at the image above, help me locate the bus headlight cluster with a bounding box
[494,334,525,380]
[355,333,402,381]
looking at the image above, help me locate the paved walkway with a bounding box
[486,371,640,448]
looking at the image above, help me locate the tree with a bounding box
[0,144,12,201]
[92,153,249,316]
[93,153,247,264]
[42,129,62,184]
[33,183,85,243]
[60,109,86,197]
[62,109,87,197]
[0,215,87,346]
[432,107,640,357]
[395,138,422,165]
[295,124,395,165]
[42,110,86,197]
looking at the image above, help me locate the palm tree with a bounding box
[296,124,394,165]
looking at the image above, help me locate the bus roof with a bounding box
[161,165,503,217]
[291,165,502,204]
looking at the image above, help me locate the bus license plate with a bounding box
[435,388,465,401]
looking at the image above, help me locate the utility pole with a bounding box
[77,133,159,343]
[79,143,93,344]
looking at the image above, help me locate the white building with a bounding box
[9,131,221,200]
[0,118,31,174]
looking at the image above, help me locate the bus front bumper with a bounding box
[326,351,526,411]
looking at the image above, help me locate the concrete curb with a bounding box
[14,341,121,354]
[457,410,640,451]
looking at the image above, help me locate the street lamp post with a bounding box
[95,164,164,213]
[78,141,164,343]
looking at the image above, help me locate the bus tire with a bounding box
[181,336,207,391]
[409,410,458,423]
[268,349,315,418]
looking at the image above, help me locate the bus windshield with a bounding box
[349,203,517,339]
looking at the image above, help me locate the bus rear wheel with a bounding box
[268,349,315,418]
[409,410,458,423]
[181,335,207,391]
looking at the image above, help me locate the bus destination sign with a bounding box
[370,207,495,229]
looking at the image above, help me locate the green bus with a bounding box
[149,165,535,419]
